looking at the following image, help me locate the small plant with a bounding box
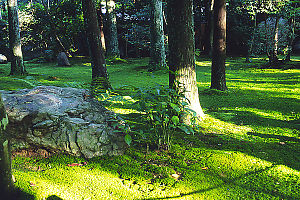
[93,87,134,146]
[133,84,199,150]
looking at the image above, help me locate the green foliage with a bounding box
[15,0,84,59]
[132,84,199,150]
[0,18,9,56]
[115,0,151,57]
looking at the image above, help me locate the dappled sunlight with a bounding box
[195,61,211,67]
[201,115,252,136]
[1,56,299,199]
[83,62,91,67]
[14,167,142,200]
[224,107,295,122]
[12,144,299,200]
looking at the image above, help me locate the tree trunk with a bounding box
[82,0,111,92]
[97,4,106,51]
[149,0,166,71]
[270,15,279,63]
[167,0,205,120]
[105,0,120,58]
[203,0,214,56]
[0,94,13,197]
[264,15,271,59]
[246,12,257,63]
[211,0,227,91]
[285,16,295,61]
[7,0,25,75]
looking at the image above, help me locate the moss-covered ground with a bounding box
[0,56,299,200]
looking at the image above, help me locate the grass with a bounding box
[0,55,299,199]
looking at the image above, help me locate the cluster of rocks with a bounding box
[1,86,127,158]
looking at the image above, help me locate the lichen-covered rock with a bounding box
[1,86,127,158]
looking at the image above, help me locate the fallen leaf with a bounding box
[201,167,208,170]
[30,181,36,187]
[171,173,181,180]
[67,162,87,167]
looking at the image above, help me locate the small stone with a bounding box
[0,54,7,64]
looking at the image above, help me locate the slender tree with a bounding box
[203,0,214,56]
[105,0,120,58]
[7,0,25,75]
[149,0,166,71]
[269,15,280,63]
[285,15,295,61]
[82,0,111,91]
[97,3,106,51]
[211,0,227,91]
[167,0,205,120]
[0,94,13,198]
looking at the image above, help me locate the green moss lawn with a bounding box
[0,56,299,200]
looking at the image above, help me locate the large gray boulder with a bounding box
[57,52,71,66]
[1,86,127,158]
[0,54,7,64]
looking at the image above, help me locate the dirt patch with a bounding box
[12,148,53,159]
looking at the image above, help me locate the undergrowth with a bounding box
[0,56,299,199]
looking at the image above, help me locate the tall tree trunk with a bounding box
[105,0,120,58]
[264,15,271,58]
[285,15,295,61]
[203,0,214,56]
[82,0,111,92]
[211,0,227,91]
[0,94,13,197]
[149,0,166,71]
[7,0,25,75]
[167,0,205,120]
[270,15,280,63]
[246,12,257,63]
[97,4,106,51]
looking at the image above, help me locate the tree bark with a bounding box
[7,0,25,75]
[203,0,214,56]
[0,94,13,197]
[96,4,106,51]
[167,0,204,120]
[211,0,227,91]
[246,12,257,63]
[105,0,120,58]
[264,15,271,58]
[270,15,279,63]
[82,0,111,91]
[149,0,166,71]
[285,16,295,61]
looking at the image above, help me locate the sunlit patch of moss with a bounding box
[0,77,34,90]
[195,60,211,67]
[235,165,300,199]
[200,115,253,137]
[83,62,91,67]
[3,56,300,199]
